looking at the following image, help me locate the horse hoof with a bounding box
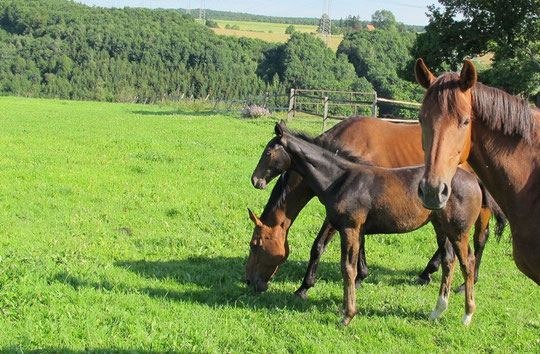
[294,289,308,300]
[415,276,431,285]
[454,284,466,294]
[429,311,441,321]
[341,316,352,326]
[355,280,363,289]
[462,313,473,326]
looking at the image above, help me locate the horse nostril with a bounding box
[417,181,424,198]
[440,183,449,199]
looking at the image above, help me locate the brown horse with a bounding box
[414,58,540,284]
[246,116,505,296]
[252,121,482,326]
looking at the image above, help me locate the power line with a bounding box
[320,0,331,40]
[199,0,206,21]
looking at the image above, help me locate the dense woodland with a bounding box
[0,0,536,110]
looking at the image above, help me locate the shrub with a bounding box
[241,105,270,118]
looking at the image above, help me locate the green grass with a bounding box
[0,96,538,352]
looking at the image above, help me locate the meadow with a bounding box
[0,96,538,352]
[209,20,343,50]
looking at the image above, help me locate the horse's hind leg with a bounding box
[449,234,476,325]
[340,226,361,326]
[356,232,369,288]
[456,207,490,294]
[430,237,456,321]
[295,218,337,299]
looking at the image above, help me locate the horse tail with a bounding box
[479,181,508,241]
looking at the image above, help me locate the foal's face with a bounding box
[415,59,476,210]
[245,209,289,292]
[251,138,291,189]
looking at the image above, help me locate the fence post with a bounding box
[323,96,329,132]
[212,98,221,111]
[372,91,377,117]
[287,88,295,122]
[226,100,235,113]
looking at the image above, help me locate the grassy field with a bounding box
[208,19,343,50]
[0,96,538,352]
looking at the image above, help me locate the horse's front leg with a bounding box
[430,236,456,321]
[340,226,361,326]
[449,234,476,325]
[456,207,490,294]
[295,218,337,299]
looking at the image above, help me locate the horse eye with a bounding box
[460,118,470,127]
[265,152,271,156]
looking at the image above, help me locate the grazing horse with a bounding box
[251,121,482,326]
[246,116,505,297]
[414,58,540,284]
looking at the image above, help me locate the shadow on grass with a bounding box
[50,256,428,319]
[132,109,218,117]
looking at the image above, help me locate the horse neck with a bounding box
[284,135,350,200]
[259,172,315,228]
[468,111,540,219]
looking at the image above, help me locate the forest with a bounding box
[0,0,537,109]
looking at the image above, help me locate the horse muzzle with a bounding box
[418,178,450,210]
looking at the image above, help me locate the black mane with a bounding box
[292,131,372,166]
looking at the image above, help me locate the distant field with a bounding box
[208,19,343,50]
[0,96,538,351]
[213,19,317,34]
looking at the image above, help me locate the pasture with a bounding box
[209,20,343,50]
[0,96,538,352]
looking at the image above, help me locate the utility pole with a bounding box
[186,0,191,15]
[320,0,331,41]
[199,0,206,22]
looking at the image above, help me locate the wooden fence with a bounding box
[287,88,421,130]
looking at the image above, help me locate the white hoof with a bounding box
[462,313,473,326]
[429,295,448,320]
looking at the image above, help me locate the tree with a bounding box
[285,25,295,34]
[371,10,396,30]
[411,0,540,102]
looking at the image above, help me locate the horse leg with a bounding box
[449,234,476,325]
[429,237,456,321]
[295,218,336,299]
[416,246,441,285]
[456,207,490,294]
[340,226,360,326]
[356,232,369,288]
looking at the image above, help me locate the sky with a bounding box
[76,1,442,26]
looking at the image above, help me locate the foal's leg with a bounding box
[430,237,456,321]
[416,247,441,285]
[295,218,337,299]
[456,207,490,294]
[356,232,369,288]
[449,234,476,325]
[340,227,361,326]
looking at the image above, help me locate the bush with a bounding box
[241,105,270,118]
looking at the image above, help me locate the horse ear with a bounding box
[415,58,435,89]
[248,208,263,227]
[274,122,283,138]
[459,59,477,92]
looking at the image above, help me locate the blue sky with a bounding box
[76,1,441,26]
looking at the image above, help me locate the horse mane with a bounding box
[291,130,373,166]
[259,126,372,219]
[260,172,290,220]
[426,73,536,144]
